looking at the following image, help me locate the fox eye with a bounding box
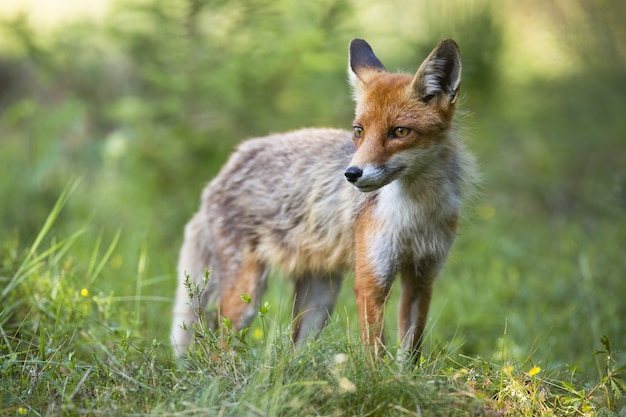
[390,127,411,138]
[353,126,364,139]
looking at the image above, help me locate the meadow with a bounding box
[1,0,625,415]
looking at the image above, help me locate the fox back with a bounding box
[171,39,477,359]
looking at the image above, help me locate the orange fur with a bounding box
[218,252,265,329]
[353,199,389,351]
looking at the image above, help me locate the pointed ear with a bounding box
[412,39,462,105]
[348,38,387,101]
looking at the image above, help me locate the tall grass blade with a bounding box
[87,228,121,285]
[2,177,81,299]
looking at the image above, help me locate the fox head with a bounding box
[345,39,462,192]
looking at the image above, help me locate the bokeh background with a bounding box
[1,0,624,379]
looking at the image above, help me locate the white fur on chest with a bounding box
[367,179,457,282]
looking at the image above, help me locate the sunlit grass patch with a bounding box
[1,202,624,415]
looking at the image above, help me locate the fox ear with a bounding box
[412,39,462,105]
[348,39,387,101]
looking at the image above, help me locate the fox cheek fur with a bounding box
[171,38,477,360]
[345,38,462,192]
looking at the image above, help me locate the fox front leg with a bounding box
[353,208,394,356]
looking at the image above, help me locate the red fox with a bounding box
[171,38,477,359]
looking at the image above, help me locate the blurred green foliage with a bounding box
[0,0,624,380]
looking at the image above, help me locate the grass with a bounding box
[1,188,624,416]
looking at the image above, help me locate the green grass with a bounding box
[1,189,624,416]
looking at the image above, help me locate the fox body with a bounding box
[171,39,476,358]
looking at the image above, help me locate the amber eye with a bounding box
[353,126,364,139]
[391,127,411,138]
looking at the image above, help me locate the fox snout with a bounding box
[344,163,403,192]
[344,166,363,183]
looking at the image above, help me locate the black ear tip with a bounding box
[350,38,368,46]
[437,39,461,56]
[349,38,372,54]
[440,38,458,47]
[349,38,386,74]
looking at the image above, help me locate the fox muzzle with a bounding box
[344,166,363,183]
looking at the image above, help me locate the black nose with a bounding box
[344,166,363,183]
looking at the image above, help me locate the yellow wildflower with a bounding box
[527,366,541,377]
[252,327,264,341]
[80,288,89,297]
